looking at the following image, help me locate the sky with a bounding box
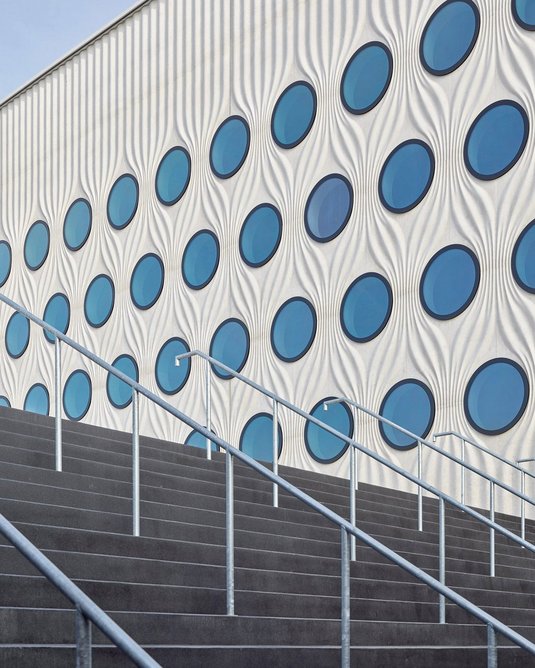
[0,0,140,102]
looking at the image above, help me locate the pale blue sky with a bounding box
[0,0,139,102]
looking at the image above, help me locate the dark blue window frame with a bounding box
[340,41,393,114]
[209,115,251,179]
[239,412,283,462]
[271,80,317,149]
[107,173,140,230]
[63,369,92,421]
[270,296,317,363]
[304,174,354,243]
[340,272,393,343]
[63,197,92,251]
[24,220,50,271]
[304,397,353,464]
[209,317,251,380]
[155,146,192,206]
[84,274,116,328]
[512,219,535,293]
[181,229,220,290]
[379,379,436,450]
[239,203,283,268]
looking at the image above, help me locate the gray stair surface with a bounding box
[0,405,535,666]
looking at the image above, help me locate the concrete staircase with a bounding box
[0,405,534,666]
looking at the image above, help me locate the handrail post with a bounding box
[205,359,212,461]
[75,604,92,668]
[489,481,495,577]
[487,624,497,668]
[349,443,356,562]
[226,447,235,616]
[54,337,62,472]
[418,440,423,532]
[272,398,279,508]
[340,527,350,668]
[521,470,526,544]
[461,439,465,506]
[439,498,446,624]
[132,390,140,537]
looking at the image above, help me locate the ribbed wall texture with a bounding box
[0,0,534,511]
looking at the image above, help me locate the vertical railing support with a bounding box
[461,439,466,506]
[272,398,279,508]
[340,527,350,668]
[521,469,526,544]
[487,624,497,668]
[132,389,140,537]
[205,360,212,461]
[349,444,356,562]
[489,481,495,577]
[439,497,446,624]
[417,440,423,532]
[54,337,62,472]
[226,447,235,616]
[75,605,92,668]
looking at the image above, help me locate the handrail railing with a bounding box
[2,294,535,666]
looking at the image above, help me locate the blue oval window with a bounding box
[341,41,393,114]
[155,146,191,205]
[305,398,353,464]
[465,358,529,434]
[379,140,435,213]
[305,174,353,242]
[131,253,164,310]
[209,318,250,379]
[107,174,139,230]
[420,245,480,319]
[0,395,10,408]
[380,379,435,450]
[341,273,393,342]
[420,1,480,75]
[240,413,283,463]
[63,370,92,421]
[0,240,12,287]
[464,100,529,180]
[185,428,219,453]
[85,274,115,328]
[210,116,250,178]
[271,81,317,148]
[271,297,316,362]
[239,204,282,268]
[64,198,92,251]
[6,312,30,359]
[107,354,138,409]
[513,0,535,29]
[182,230,220,289]
[24,221,50,270]
[43,293,70,343]
[155,337,191,395]
[513,219,535,293]
[24,383,49,415]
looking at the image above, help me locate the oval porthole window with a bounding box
[130,253,164,310]
[420,0,480,75]
[512,0,535,29]
[240,413,283,463]
[5,312,30,359]
[0,240,12,287]
[185,428,219,452]
[24,220,50,271]
[341,273,393,342]
[420,245,480,319]
[464,100,529,180]
[512,219,535,293]
[379,140,435,213]
[107,354,138,409]
[380,379,435,450]
[0,396,11,408]
[209,318,250,379]
[155,146,191,205]
[305,397,353,464]
[63,198,92,251]
[271,297,317,362]
[341,41,393,114]
[107,174,139,230]
[271,81,317,148]
[43,293,70,343]
[155,337,191,395]
[84,274,115,328]
[464,358,529,434]
[239,204,282,268]
[182,230,220,289]
[24,383,49,415]
[305,174,353,243]
[63,370,92,421]
[210,116,250,178]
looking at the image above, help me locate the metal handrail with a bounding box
[2,295,535,666]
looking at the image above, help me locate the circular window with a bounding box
[379,140,435,213]
[131,253,164,310]
[63,370,92,421]
[210,116,250,178]
[341,273,393,342]
[24,383,49,415]
[155,146,191,205]
[43,293,70,343]
[420,245,480,319]
[305,174,353,242]
[271,81,317,148]
[239,204,282,268]
[0,240,12,287]
[107,354,138,409]
[240,412,283,463]
[63,198,92,251]
[84,274,115,328]
[107,174,139,230]
[305,397,353,464]
[0,396,10,408]
[341,41,393,114]
[185,428,219,452]
[464,100,529,180]
[465,358,529,434]
[271,297,316,362]
[420,1,480,75]
[6,312,30,359]
[380,379,435,450]
[155,337,191,395]
[24,221,50,270]
[513,219,535,293]
[209,318,250,379]
[182,230,220,289]
[513,0,535,29]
